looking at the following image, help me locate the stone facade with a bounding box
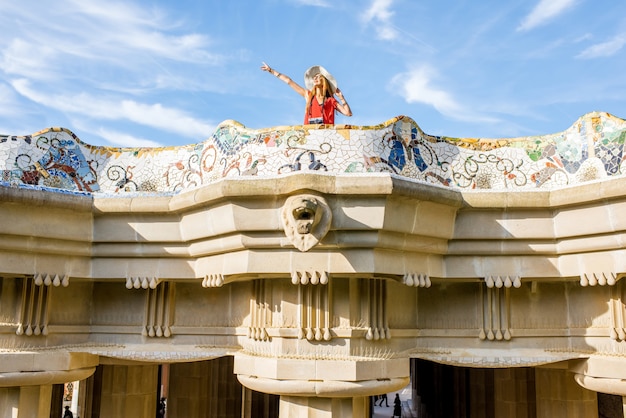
[1,112,626,417]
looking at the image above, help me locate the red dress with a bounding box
[304,94,337,125]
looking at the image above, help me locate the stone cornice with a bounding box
[1,174,626,282]
[0,172,616,215]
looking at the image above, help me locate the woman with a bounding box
[261,62,352,125]
[393,393,402,417]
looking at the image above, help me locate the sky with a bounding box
[1,0,625,148]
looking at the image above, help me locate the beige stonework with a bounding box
[3,115,626,416]
[0,174,625,416]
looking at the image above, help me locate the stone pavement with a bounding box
[372,384,415,418]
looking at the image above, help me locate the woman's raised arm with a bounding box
[261,62,307,97]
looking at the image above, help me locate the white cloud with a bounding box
[573,33,593,43]
[390,66,461,115]
[11,79,215,140]
[117,101,215,139]
[0,1,223,143]
[0,39,59,81]
[0,83,26,118]
[0,1,220,85]
[576,35,626,59]
[69,118,164,147]
[361,0,399,41]
[390,66,500,124]
[517,0,577,32]
[93,127,164,148]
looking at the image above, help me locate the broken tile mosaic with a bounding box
[0,111,623,195]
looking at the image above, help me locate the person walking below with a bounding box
[377,393,389,407]
[261,62,352,125]
[157,397,166,418]
[392,393,402,417]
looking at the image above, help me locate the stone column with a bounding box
[167,357,243,418]
[0,387,19,418]
[279,396,368,418]
[97,364,158,418]
[536,368,598,418]
[0,385,52,418]
[0,356,96,418]
[241,387,279,418]
[493,368,536,418]
[71,380,80,414]
[413,359,540,417]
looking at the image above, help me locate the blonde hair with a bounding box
[305,75,333,116]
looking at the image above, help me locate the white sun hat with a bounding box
[304,65,337,94]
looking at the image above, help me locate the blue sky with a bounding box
[1,0,625,147]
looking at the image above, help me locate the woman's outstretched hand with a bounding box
[261,62,271,73]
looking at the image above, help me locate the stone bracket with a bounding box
[479,279,512,341]
[485,275,521,288]
[126,276,160,289]
[17,276,50,336]
[402,272,431,288]
[202,273,224,288]
[142,281,173,338]
[364,278,390,341]
[34,273,69,287]
[580,272,618,286]
[297,280,332,341]
[609,282,626,341]
[291,270,329,285]
[249,279,271,341]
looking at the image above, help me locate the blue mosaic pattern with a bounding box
[0,112,625,196]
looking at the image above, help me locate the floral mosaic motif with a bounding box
[1,111,626,195]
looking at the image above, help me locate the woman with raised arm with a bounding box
[261,62,352,125]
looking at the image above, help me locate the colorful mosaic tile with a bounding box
[0,111,625,196]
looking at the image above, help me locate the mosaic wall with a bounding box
[0,111,624,196]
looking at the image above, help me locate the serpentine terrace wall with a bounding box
[0,111,624,195]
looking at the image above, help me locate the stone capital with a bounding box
[234,354,409,397]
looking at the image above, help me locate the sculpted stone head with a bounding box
[282,194,331,252]
[292,197,319,234]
